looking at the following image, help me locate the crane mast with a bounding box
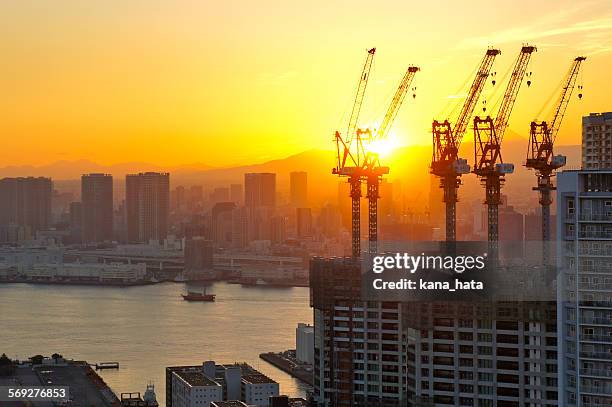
[365,66,419,254]
[473,45,536,248]
[333,48,376,258]
[526,56,586,264]
[431,48,500,242]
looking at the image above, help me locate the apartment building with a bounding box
[310,257,559,407]
[557,169,612,406]
[582,112,612,170]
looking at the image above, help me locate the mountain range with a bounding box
[0,139,581,209]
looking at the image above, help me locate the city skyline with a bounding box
[1,2,611,406]
[1,1,611,167]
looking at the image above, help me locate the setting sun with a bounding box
[366,132,401,159]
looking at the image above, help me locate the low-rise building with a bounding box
[171,370,223,407]
[166,361,279,407]
[242,373,279,406]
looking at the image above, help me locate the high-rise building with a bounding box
[296,208,312,238]
[81,173,113,243]
[310,258,407,406]
[317,204,342,239]
[403,301,558,406]
[557,169,612,406]
[582,112,612,170]
[0,177,52,236]
[171,186,186,212]
[230,184,243,204]
[126,172,170,244]
[245,173,276,208]
[231,206,248,249]
[69,201,83,243]
[290,171,308,208]
[270,215,287,244]
[499,204,524,241]
[210,187,230,204]
[311,257,559,407]
[189,185,204,211]
[244,173,276,241]
[212,202,237,248]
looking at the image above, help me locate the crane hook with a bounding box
[527,80,531,87]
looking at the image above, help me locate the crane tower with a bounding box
[473,45,536,247]
[333,48,376,258]
[431,48,500,242]
[526,56,586,263]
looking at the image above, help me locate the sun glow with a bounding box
[366,133,401,159]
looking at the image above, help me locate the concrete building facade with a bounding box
[126,172,170,244]
[557,169,612,406]
[81,173,113,243]
[582,112,612,170]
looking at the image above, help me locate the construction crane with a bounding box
[333,48,376,258]
[526,56,586,263]
[363,66,419,254]
[431,48,500,242]
[473,45,537,247]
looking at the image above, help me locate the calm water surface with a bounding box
[0,282,312,406]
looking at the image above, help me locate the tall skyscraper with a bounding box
[244,173,276,208]
[244,173,276,241]
[230,184,243,204]
[290,171,308,207]
[0,177,52,236]
[582,112,612,170]
[126,172,170,244]
[81,173,113,243]
[557,169,612,407]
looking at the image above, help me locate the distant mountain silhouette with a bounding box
[0,143,581,207]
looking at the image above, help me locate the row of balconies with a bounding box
[581,334,612,343]
[579,317,612,325]
[580,351,612,361]
[580,368,612,378]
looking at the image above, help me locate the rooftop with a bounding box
[174,371,220,387]
[210,402,249,407]
[242,373,276,384]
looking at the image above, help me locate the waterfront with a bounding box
[0,282,312,406]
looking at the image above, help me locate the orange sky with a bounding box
[1,0,611,167]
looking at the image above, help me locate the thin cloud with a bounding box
[457,2,612,54]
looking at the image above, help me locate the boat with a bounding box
[182,287,215,302]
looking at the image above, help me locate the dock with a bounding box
[259,352,313,386]
[95,362,120,370]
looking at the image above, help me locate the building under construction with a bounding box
[310,256,559,407]
[310,46,561,407]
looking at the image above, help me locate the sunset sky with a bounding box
[1,0,611,167]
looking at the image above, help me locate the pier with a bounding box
[259,351,313,386]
